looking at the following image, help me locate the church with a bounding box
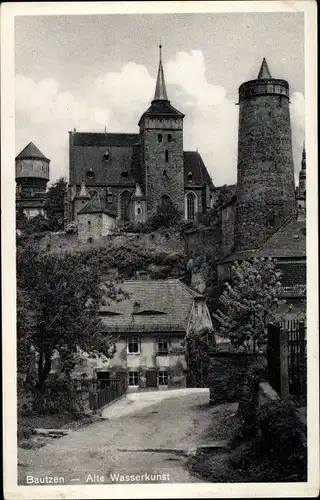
[64,46,215,231]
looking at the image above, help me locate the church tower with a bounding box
[234,58,296,251]
[138,46,185,218]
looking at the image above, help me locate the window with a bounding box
[121,171,129,178]
[187,171,193,182]
[128,371,139,386]
[186,192,197,220]
[167,134,172,142]
[163,169,167,177]
[158,371,168,386]
[165,150,169,162]
[158,134,163,143]
[88,220,91,225]
[127,337,140,354]
[104,150,110,160]
[107,187,112,204]
[86,169,94,179]
[88,237,92,243]
[137,207,141,215]
[158,338,168,354]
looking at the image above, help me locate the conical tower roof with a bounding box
[16,142,50,161]
[257,58,272,79]
[153,45,168,101]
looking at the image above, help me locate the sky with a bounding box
[15,12,305,186]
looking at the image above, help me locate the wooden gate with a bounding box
[146,370,157,387]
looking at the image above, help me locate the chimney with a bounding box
[136,270,150,281]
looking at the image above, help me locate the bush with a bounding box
[32,377,91,416]
[256,400,306,466]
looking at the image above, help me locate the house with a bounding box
[89,277,213,391]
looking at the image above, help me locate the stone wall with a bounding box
[221,201,236,256]
[207,352,266,404]
[77,212,116,243]
[235,90,296,251]
[37,229,184,255]
[184,224,222,259]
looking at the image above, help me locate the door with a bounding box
[146,370,158,388]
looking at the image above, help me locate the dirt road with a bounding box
[18,388,235,485]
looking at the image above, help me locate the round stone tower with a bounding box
[234,58,296,251]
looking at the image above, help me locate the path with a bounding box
[18,388,235,485]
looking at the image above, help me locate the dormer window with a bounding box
[187,171,193,182]
[86,169,94,179]
[104,150,110,160]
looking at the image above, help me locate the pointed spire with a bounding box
[257,58,272,79]
[301,141,306,169]
[153,44,168,101]
[77,181,90,200]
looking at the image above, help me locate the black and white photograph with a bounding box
[2,1,319,498]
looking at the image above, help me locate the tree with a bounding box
[212,258,285,348]
[44,177,68,231]
[17,243,121,390]
[186,327,216,387]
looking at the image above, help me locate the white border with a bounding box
[1,1,318,498]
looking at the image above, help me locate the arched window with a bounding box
[104,150,110,160]
[186,192,197,220]
[187,171,193,182]
[119,190,131,221]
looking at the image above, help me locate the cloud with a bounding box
[15,51,304,187]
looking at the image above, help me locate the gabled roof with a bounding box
[184,151,214,188]
[16,142,50,161]
[100,279,203,333]
[78,192,116,216]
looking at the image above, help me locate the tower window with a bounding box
[163,169,167,177]
[165,150,169,162]
[107,187,113,204]
[187,171,193,182]
[104,150,110,160]
[88,220,91,226]
[86,169,94,179]
[121,171,129,178]
[167,134,172,142]
[158,134,163,143]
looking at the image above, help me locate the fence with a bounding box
[267,321,306,405]
[89,377,128,411]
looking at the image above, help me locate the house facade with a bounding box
[76,278,213,390]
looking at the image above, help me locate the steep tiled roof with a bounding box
[184,152,214,188]
[16,142,49,161]
[78,192,116,216]
[100,279,202,333]
[70,133,213,190]
[71,133,139,147]
[256,217,306,258]
[220,216,306,264]
[257,58,272,79]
